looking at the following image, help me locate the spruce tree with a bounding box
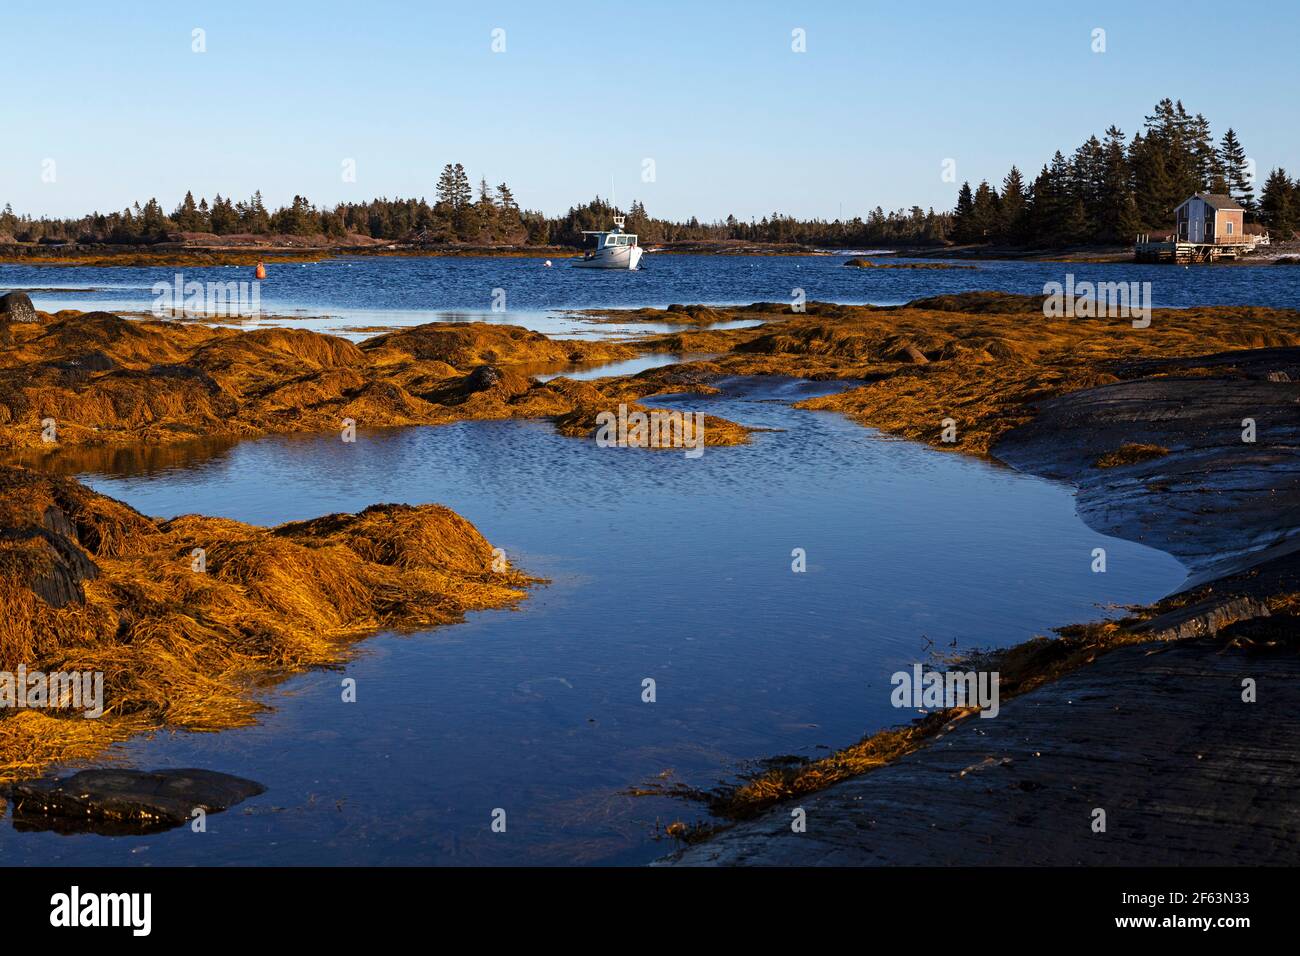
[1098,126,1136,242]
[998,166,1028,244]
[1218,128,1254,212]
[970,181,1001,241]
[173,191,200,231]
[435,164,459,208]
[951,182,975,243]
[1130,133,1175,229]
[1259,168,1296,240]
[1190,114,1221,191]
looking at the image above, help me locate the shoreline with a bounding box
[6,238,1296,268]
[1,293,1297,853]
[654,317,1300,861]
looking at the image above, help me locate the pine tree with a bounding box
[998,166,1028,243]
[496,182,519,214]
[1139,100,1195,214]
[1098,126,1137,243]
[1130,133,1175,229]
[435,164,459,209]
[1189,114,1221,191]
[1070,136,1106,231]
[450,164,474,240]
[1024,164,1058,245]
[140,198,168,236]
[970,181,1001,240]
[173,191,201,231]
[473,177,497,241]
[209,194,237,234]
[951,182,975,243]
[1218,128,1254,213]
[241,191,270,233]
[1259,168,1296,240]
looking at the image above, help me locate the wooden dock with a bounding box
[1134,236,1255,263]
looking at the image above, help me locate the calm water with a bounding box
[3,253,1297,340]
[1,380,1186,865]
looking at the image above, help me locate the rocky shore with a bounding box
[2,289,1297,851]
[652,305,1300,864]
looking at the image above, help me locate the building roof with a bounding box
[1191,193,1244,211]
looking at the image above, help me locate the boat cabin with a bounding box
[582,215,638,249]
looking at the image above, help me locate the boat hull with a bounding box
[575,245,644,270]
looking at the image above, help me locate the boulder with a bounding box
[465,363,505,391]
[0,291,38,323]
[9,768,265,834]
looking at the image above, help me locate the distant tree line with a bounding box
[6,104,1293,251]
[949,98,1300,246]
[0,160,952,250]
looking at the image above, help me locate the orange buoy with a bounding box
[254,261,267,280]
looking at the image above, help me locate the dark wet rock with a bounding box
[665,635,1300,865]
[993,353,1300,583]
[1133,594,1272,642]
[427,364,533,406]
[0,505,101,607]
[465,364,504,391]
[62,351,118,372]
[9,768,265,834]
[0,291,38,323]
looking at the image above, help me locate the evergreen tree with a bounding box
[496,182,519,214]
[1070,135,1106,227]
[173,191,201,231]
[1189,113,1222,191]
[951,182,975,243]
[1130,132,1175,229]
[1098,126,1138,242]
[1259,168,1296,240]
[435,164,459,208]
[209,194,237,234]
[970,180,1001,240]
[139,198,168,236]
[998,166,1028,243]
[473,177,497,240]
[240,191,270,233]
[1218,128,1254,212]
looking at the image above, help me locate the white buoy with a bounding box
[544,260,552,268]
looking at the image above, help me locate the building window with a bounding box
[1226,220,1234,235]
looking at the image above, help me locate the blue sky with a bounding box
[3,0,1297,222]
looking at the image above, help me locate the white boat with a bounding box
[576,216,644,270]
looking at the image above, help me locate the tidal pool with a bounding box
[3,379,1186,865]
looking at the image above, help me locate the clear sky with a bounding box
[3,0,1296,222]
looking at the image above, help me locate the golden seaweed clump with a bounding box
[0,464,535,782]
